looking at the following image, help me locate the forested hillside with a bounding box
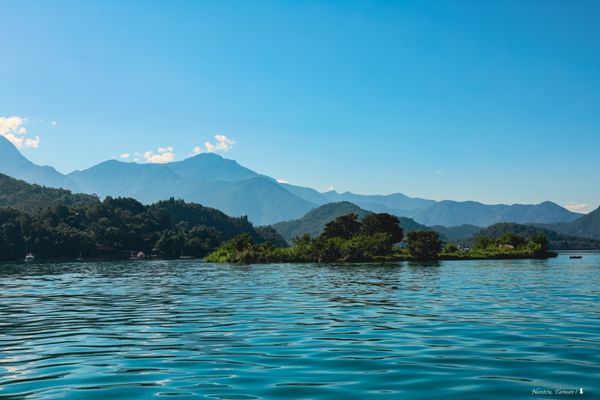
[0,173,98,212]
[0,196,283,260]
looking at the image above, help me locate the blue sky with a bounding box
[1,1,599,212]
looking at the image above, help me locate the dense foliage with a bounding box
[0,197,282,261]
[406,231,442,260]
[208,213,558,264]
[0,173,98,212]
[442,231,554,259]
[208,212,405,263]
[459,222,600,250]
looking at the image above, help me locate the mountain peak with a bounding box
[185,152,225,162]
[0,135,75,190]
[0,135,28,162]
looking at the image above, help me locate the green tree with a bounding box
[528,233,549,255]
[407,231,442,260]
[497,232,527,248]
[474,235,493,250]
[321,213,361,239]
[361,213,404,243]
[443,243,460,253]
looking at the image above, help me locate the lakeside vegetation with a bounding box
[207,213,557,263]
[0,197,283,261]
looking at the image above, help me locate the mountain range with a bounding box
[272,202,600,250]
[2,171,598,250]
[0,135,586,227]
[272,201,430,243]
[540,207,600,241]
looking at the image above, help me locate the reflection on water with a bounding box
[0,254,599,399]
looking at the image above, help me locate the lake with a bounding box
[0,253,599,399]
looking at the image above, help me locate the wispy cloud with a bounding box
[189,134,235,156]
[143,146,176,164]
[204,134,235,153]
[119,153,130,159]
[191,146,202,155]
[276,178,289,184]
[563,203,592,213]
[50,121,57,126]
[0,116,40,149]
[326,185,335,191]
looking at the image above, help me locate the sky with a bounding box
[1,0,599,212]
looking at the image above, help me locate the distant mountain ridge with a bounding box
[67,159,315,225]
[271,201,430,243]
[410,200,580,227]
[541,207,600,241]
[0,135,586,227]
[0,135,76,189]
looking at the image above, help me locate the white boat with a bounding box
[130,251,146,260]
[24,253,35,263]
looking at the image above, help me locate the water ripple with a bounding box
[0,254,599,399]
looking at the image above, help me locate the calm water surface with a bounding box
[0,253,599,399]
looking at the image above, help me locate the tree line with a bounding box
[0,197,280,261]
[207,213,555,263]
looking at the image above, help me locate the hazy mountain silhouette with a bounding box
[0,136,76,189]
[0,135,584,226]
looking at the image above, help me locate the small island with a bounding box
[207,213,557,263]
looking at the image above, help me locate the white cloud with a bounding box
[24,136,40,148]
[143,147,176,164]
[326,185,335,191]
[158,146,173,153]
[276,178,289,184]
[0,116,40,149]
[50,121,57,126]
[119,153,130,159]
[191,145,203,155]
[204,134,235,153]
[564,203,591,213]
[0,116,25,135]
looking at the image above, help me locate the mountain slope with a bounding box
[543,207,600,240]
[68,160,189,202]
[68,158,316,225]
[460,222,600,250]
[322,191,435,213]
[280,183,330,205]
[168,153,261,181]
[179,177,317,225]
[432,224,483,241]
[412,200,580,227]
[0,173,98,212]
[0,136,75,189]
[271,201,430,242]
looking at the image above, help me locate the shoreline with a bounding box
[2,251,563,264]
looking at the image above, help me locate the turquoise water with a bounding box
[0,253,599,399]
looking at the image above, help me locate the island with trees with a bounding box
[206,212,557,263]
